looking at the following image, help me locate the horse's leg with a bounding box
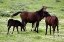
[57,25,59,36]
[21,26,22,31]
[16,26,19,34]
[35,21,39,33]
[31,23,35,31]
[52,28,54,35]
[57,25,59,33]
[22,21,27,31]
[24,22,27,30]
[52,25,55,35]
[34,27,36,32]
[45,24,48,35]
[50,25,51,35]
[7,26,11,35]
[12,26,15,34]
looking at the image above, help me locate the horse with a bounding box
[7,19,25,34]
[43,11,59,35]
[11,6,46,33]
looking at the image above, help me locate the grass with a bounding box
[0,16,64,42]
[0,0,64,42]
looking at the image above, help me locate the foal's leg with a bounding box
[7,26,11,34]
[21,27,22,31]
[12,26,15,34]
[16,26,19,34]
[45,24,48,35]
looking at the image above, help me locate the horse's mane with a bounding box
[37,8,43,13]
[36,8,43,16]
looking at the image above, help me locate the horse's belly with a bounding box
[27,21,36,23]
[26,19,36,23]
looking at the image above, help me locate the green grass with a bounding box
[0,16,64,42]
[0,0,64,42]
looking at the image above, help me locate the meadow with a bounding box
[0,0,64,42]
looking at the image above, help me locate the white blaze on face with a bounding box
[43,6,47,11]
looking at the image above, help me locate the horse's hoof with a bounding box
[31,29,32,31]
[50,34,51,35]
[7,33,9,35]
[37,32,38,33]
[21,30,22,31]
[12,32,13,34]
[18,33,19,34]
[45,34,47,35]
[34,30,36,31]
[36,31,38,33]
[58,35,59,37]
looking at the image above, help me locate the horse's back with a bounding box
[14,20,22,26]
[8,19,22,26]
[20,11,38,23]
[46,16,58,25]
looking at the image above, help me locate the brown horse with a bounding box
[7,19,25,34]
[43,11,59,35]
[11,6,46,33]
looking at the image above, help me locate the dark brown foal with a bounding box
[7,19,25,34]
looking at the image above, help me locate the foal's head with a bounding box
[43,11,51,17]
[20,23,25,31]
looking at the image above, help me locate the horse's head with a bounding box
[41,6,47,18]
[43,6,47,11]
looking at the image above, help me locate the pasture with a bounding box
[0,0,64,42]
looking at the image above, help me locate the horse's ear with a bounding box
[43,6,47,8]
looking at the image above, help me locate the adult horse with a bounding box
[11,6,46,33]
[43,11,59,35]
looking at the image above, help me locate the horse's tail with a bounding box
[55,17,59,33]
[11,11,22,18]
[7,20,9,27]
[7,19,13,27]
[56,17,59,25]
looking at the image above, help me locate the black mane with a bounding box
[37,8,43,17]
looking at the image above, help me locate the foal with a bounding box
[43,11,59,35]
[7,19,25,34]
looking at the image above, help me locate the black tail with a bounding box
[7,19,13,27]
[7,20,9,27]
[55,17,59,25]
[11,11,22,18]
[55,17,59,33]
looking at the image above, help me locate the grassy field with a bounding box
[0,0,64,42]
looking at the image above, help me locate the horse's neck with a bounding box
[37,11,43,16]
